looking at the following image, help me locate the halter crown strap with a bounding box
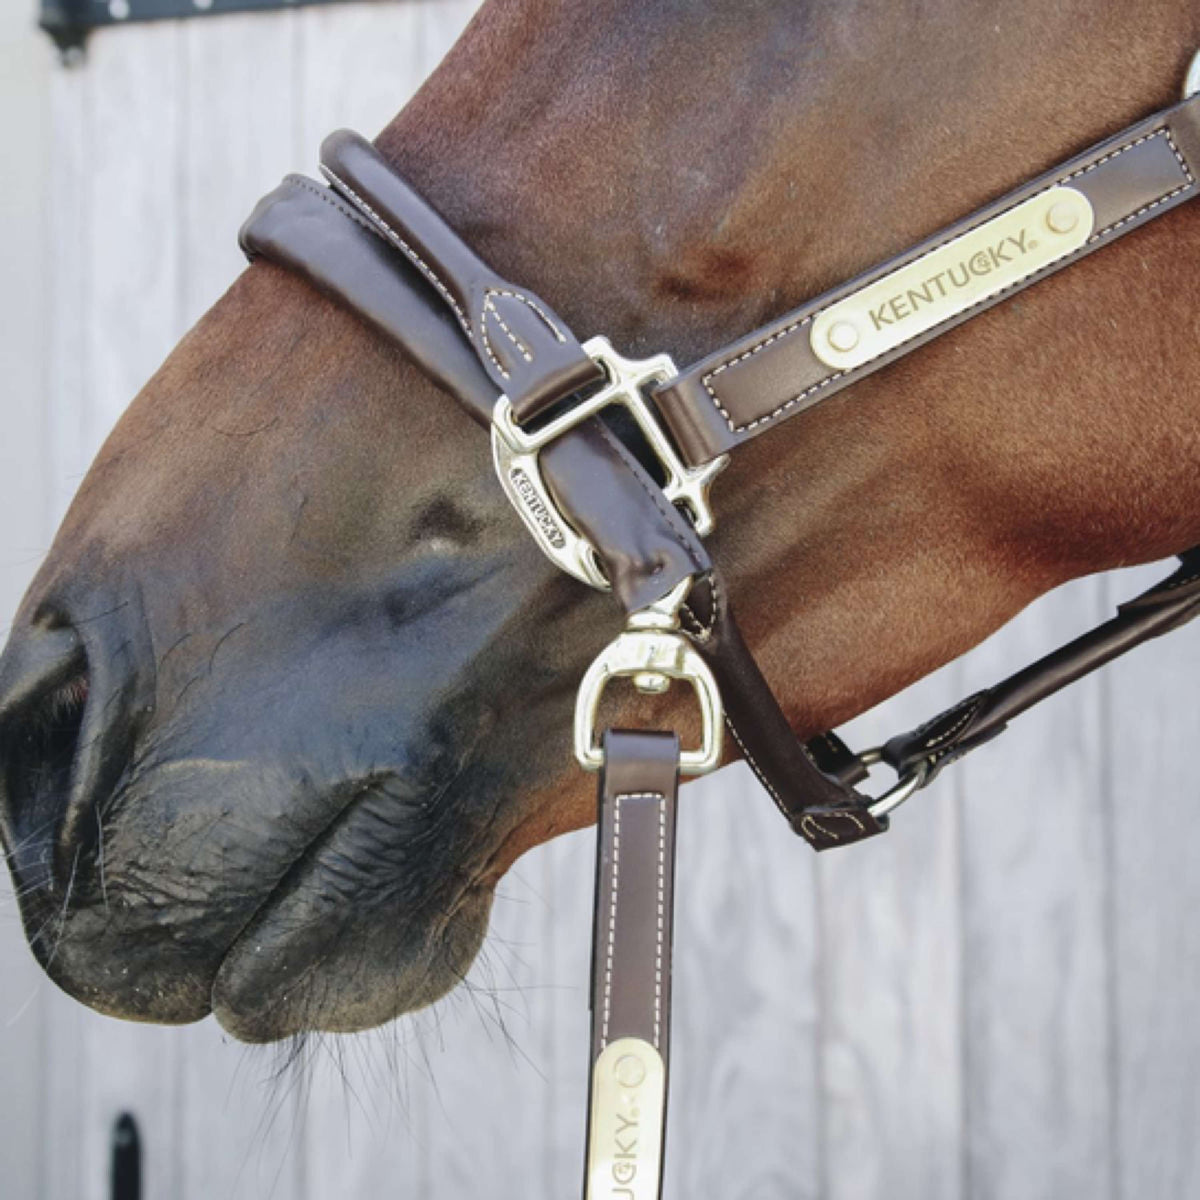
[652,91,1200,466]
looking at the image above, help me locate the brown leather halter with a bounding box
[241,57,1200,1200]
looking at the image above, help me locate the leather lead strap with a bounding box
[585,730,680,1200]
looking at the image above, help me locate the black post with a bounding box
[111,1113,141,1200]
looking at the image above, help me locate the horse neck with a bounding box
[375,0,1200,732]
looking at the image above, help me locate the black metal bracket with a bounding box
[40,0,358,58]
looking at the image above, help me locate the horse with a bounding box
[0,0,1197,1054]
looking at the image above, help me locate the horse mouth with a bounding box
[209,773,499,1043]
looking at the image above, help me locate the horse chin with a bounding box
[209,879,494,1043]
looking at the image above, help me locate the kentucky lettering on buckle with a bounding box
[491,336,727,589]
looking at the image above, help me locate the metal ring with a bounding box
[857,747,931,819]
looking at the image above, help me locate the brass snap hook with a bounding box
[574,578,724,775]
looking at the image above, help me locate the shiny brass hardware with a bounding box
[585,1037,666,1200]
[857,747,932,819]
[811,185,1094,372]
[491,337,726,591]
[575,579,724,775]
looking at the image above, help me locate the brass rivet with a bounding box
[1046,201,1080,235]
[827,320,860,353]
[614,1054,647,1088]
[633,671,671,695]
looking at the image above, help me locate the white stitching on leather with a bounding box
[601,791,667,1051]
[726,719,792,823]
[680,575,720,642]
[654,797,666,1049]
[320,165,472,336]
[702,124,1197,437]
[727,719,872,842]
[483,287,568,343]
[482,293,533,362]
[478,288,570,383]
[800,813,842,843]
[599,793,622,1049]
[700,317,846,433]
[923,697,983,750]
[1070,129,1195,238]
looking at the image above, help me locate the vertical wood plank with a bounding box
[667,765,822,1198]
[416,853,559,1199]
[64,23,187,1200]
[820,665,965,1200]
[45,48,91,534]
[541,827,595,1196]
[38,42,92,1200]
[958,578,1113,1200]
[0,10,55,1195]
[1108,563,1200,1200]
[298,0,432,157]
[180,12,303,329]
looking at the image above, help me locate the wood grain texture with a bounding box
[180,11,303,328]
[68,24,189,1200]
[958,578,1114,1200]
[820,667,966,1200]
[543,826,596,1194]
[0,12,54,1195]
[1,4,1199,1198]
[667,764,822,1200]
[37,37,91,1200]
[1107,565,1200,1200]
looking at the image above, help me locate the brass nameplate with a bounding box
[585,1037,666,1200]
[811,185,1094,371]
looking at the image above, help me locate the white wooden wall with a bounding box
[1,4,1198,1197]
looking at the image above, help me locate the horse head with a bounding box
[2,0,1198,1043]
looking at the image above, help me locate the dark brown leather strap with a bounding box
[240,178,711,615]
[875,549,1200,783]
[241,176,499,421]
[585,730,680,1199]
[652,93,1200,467]
[589,730,680,1061]
[681,575,884,850]
[320,130,604,422]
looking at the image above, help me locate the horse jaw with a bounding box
[2,0,1199,1039]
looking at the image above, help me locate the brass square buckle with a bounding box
[491,336,726,590]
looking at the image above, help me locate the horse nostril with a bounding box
[0,625,91,890]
